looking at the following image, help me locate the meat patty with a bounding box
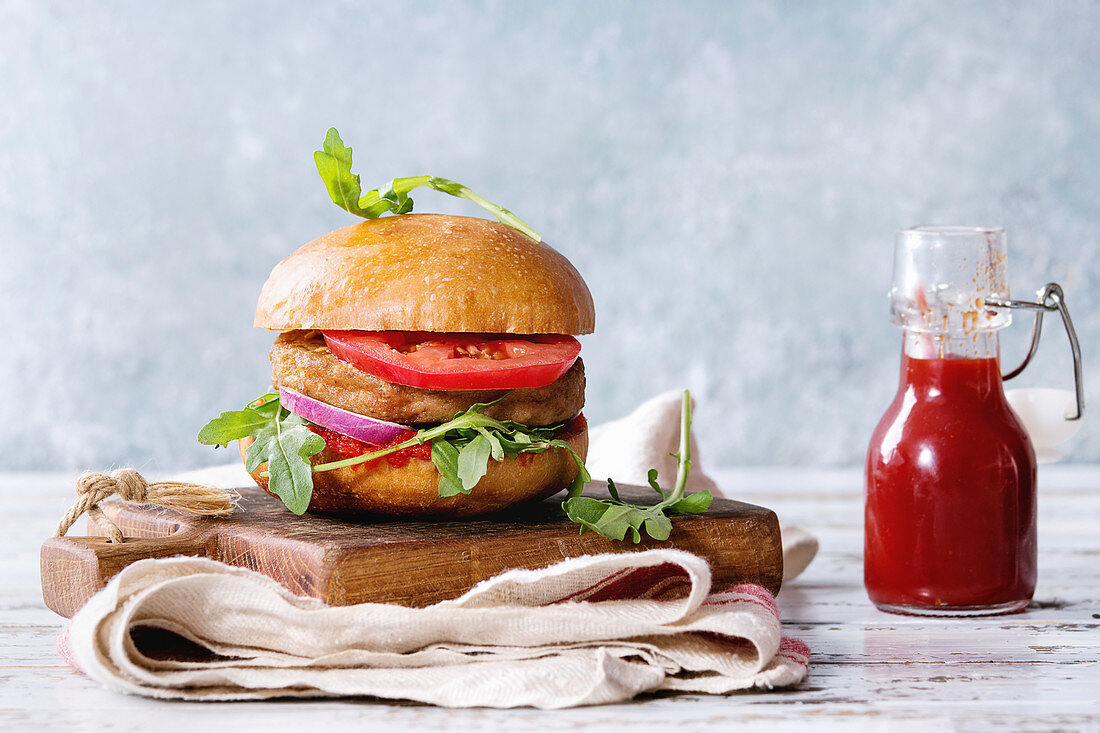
[270,331,585,426]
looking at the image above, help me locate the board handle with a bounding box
[40,531,207,618]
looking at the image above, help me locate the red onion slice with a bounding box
[278,387,409,446]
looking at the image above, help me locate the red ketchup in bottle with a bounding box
[866,226,1038,616]
[865,352,1036,614]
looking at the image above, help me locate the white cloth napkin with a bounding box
[587,391,819,580]
[63,549,809,707]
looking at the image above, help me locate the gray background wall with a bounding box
[2,0,1098,471]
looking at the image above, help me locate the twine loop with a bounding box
[54,469,236,543]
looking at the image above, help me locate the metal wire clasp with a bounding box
[986,283,1084,421]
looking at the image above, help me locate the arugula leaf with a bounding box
[475,427,504,461]
[457,433,493,493]
[606,477,622,503]
[668,491,713,514]
[243,431,274,473]
[313,128,371,217]
[643,512,673,542]
[432,441,463,497]
[564,494,672,544]
[562,390,712,542]
[196,393,279,448]
[571,499,645,542]
[198,393,326,515]
[314,127,541,241]
[646,468,667,499]
[264,412,325,515]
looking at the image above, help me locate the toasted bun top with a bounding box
[255,214,595,334]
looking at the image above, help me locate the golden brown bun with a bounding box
[255,214,594,335]
[237,425,588,516]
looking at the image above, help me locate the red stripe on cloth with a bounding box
[634,575,693,601]
[727,583,781,615]
[580,563,692,603]
[551,568,634,604]
[57,624,82,673]
[774,637,811,670]
[777,636,811,659]
[688,632,811,671]
[703,584,780,617]
[553,563,693,604]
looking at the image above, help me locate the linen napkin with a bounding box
[63,549,809,707]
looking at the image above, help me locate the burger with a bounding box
[198,134,594,517]
[254,214,592,515]
[199,129,712,539]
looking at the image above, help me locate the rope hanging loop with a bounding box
[54,469,236,543]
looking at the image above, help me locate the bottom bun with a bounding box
[238,423,588,517]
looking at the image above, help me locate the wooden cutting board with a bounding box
[40,483,782,618]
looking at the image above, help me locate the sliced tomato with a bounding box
[323,331,581,391]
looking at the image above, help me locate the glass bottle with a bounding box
[865,226,1037,616]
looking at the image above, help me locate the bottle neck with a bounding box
[899,331,1005,399]
[903,330,1000,360]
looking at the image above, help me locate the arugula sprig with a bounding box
[314,127,541,242]
[197,394,324,515]
[562,391,713,542]
[310,398,590,499]
[198,395,589,512]
[197,390,710,540]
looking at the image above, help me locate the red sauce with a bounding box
[865,354,1037,610]
[307,425,432,469]
[559,413,587,438]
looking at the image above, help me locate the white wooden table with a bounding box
[2,467,1097,731]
